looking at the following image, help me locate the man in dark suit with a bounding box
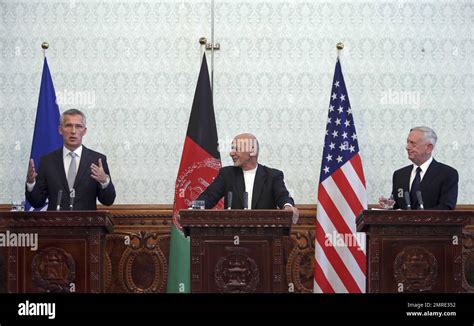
[26,109,116,210]
[197,133,299,222]
[380,126,458,210]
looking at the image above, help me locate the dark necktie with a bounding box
[410,167,422,209]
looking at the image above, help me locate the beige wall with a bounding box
[0,0,472,204]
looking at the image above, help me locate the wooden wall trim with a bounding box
[2,204,472,228]
[1,203,473,214]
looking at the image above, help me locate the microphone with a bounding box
[56,189,63,211]
[69,188,75,211]
[416,190,424,210]
[243,192,248,209]
[227,192,233,209]
[404,191,411,210]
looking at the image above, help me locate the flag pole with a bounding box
[199,37,206,62]
[210,0,215,93]
[41,42,49,58]
[336,42,344,59]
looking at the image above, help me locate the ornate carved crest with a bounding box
[462,230,474,292]
[32,247,76,293]
[118,232,167,293]
[393,246,438,292]
[215,251,259,293]
[286,230,315,293]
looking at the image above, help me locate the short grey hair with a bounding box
[410,126,437,147]
[60,109,87,127]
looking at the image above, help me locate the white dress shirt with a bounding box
[409,156,433,191]
[63,145,83,178]
[26,146,83,191]
[27,145,110,190]
[243,166,257,209]
[242,164,293,209]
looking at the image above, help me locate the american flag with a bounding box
[314,57,367,293]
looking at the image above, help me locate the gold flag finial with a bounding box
[41,42,49,50]
[199,37,207,45]
[336,42,344,50]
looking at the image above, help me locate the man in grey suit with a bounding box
[26,109,116,210]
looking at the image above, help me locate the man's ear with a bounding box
[249,146,257,156]
[58,126,63,135]
[426,143,434,154]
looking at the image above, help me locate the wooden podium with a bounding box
[357,210,474,293]
[180,209,293,293]
[0,211,113,293]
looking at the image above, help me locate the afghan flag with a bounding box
[166,53,223,293]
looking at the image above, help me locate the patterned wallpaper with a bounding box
[0,0,472,205]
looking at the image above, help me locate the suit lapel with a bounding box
[233,168,245,208]
[420,159,437,192]
[56,149,70,191]
[74,146,90,189]
[402,165,412,192]
[252,164,266,209]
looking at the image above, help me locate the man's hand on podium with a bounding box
[284,204,299,224]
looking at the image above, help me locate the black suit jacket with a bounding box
[197,164,295,209]
[26,146,116,210]
[392,159,458,210]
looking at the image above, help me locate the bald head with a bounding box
[234,133,258,155]
[229,133,259,170]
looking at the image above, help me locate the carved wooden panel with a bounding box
[105,214,171,293]
[462,226,474,293]
[13,229,104,293]
[202,240,269,293]
[285,229,315,293]
[103,208,318,293]
[358,210,473,293]
[383,240,451,292]
[0,211,112,293]
[31,246,77,292]
[105,232,169,293]
[368,238,381,293]
[102,205,474,294]
[1,205,473,293]
[181,209,292,293]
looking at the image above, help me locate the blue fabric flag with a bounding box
[26,57,63,210]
